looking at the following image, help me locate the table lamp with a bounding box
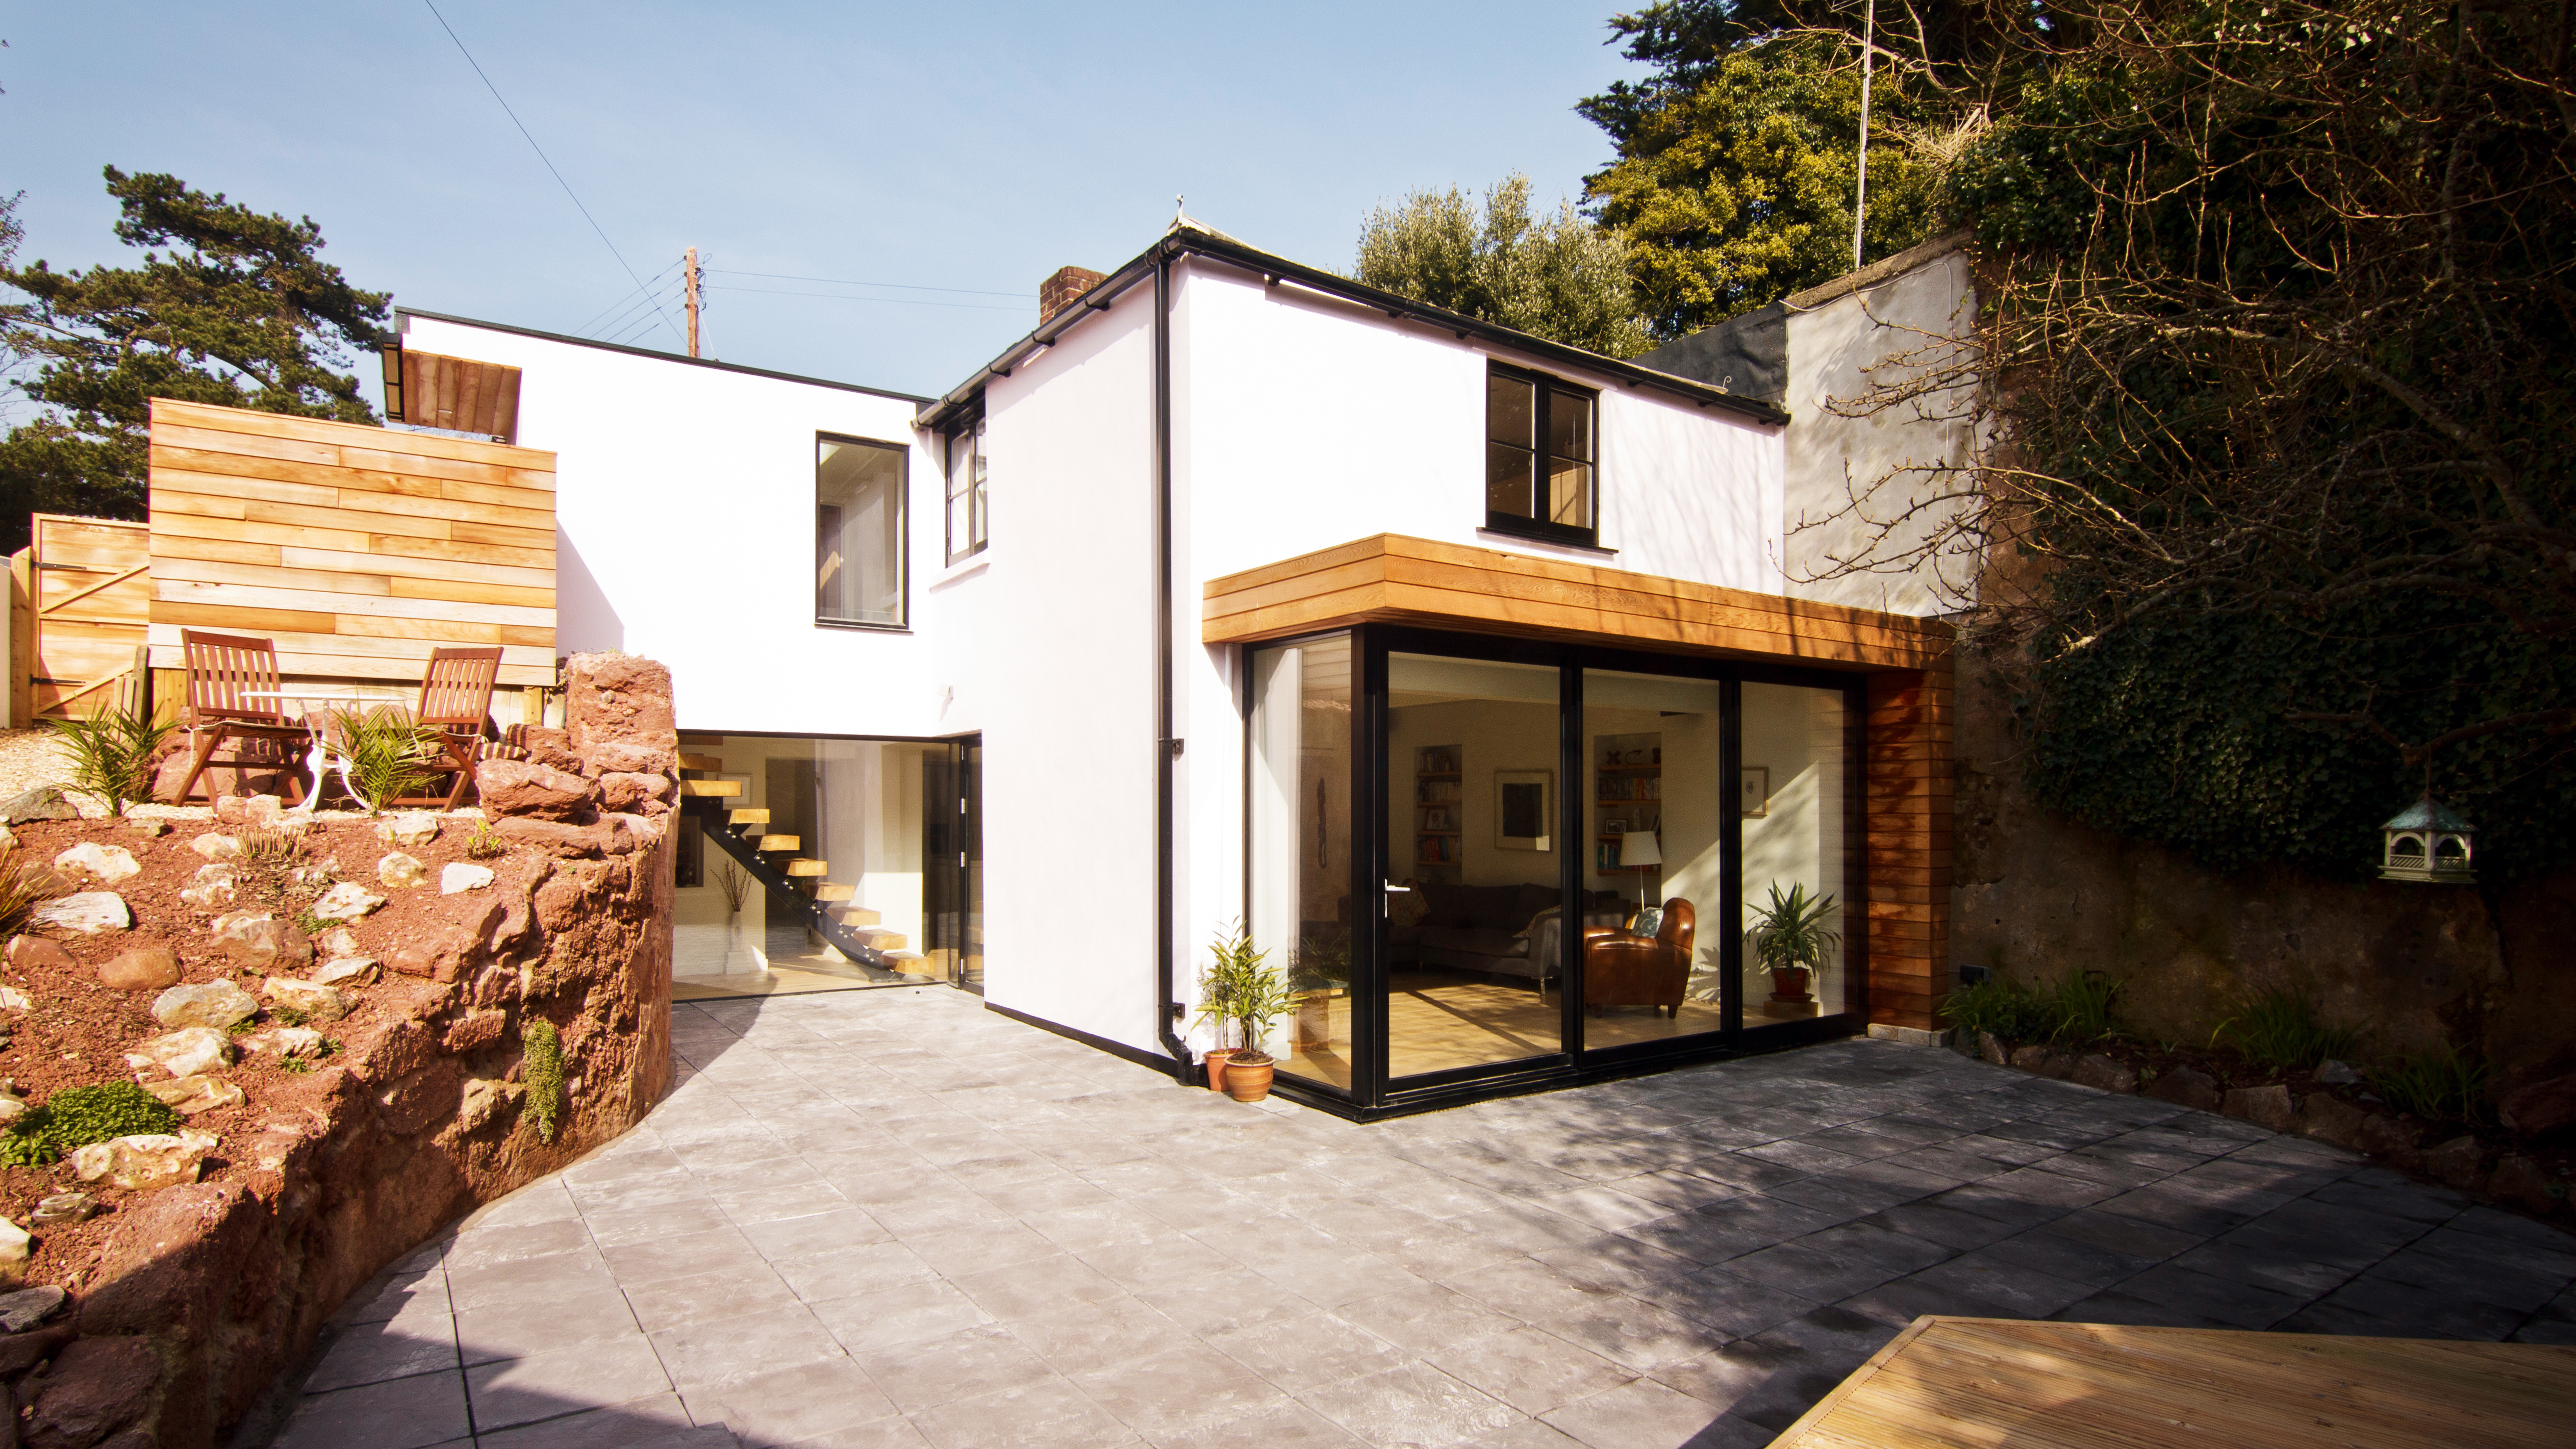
[1618,829,1662,912]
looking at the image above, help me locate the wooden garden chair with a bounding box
[402,647,505,809]
[170,630,310,805]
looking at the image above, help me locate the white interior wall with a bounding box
[1779,250,1982,616]
[1740,681,1849,1010]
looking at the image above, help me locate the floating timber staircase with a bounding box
[675,780,930,979]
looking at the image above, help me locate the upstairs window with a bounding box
[816,434,906,628]
[1485,364,1597,546]
[945,417,988,564]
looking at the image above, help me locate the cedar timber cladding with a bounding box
[145,398,557,687]
[1202,533,1951,670]
[1866,670,1952,1033]
[382,346,523,442]
[27,515,150,720]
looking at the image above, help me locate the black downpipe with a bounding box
[1153,247,1196,1084]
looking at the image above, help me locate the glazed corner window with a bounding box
[945,417,988,565]
[1485,364,1597,545]
[816,434,906,628]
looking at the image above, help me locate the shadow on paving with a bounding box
[246,987,2576,1449]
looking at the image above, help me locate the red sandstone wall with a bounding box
[17,654,676,1449]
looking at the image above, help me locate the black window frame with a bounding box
[1483,362,1600,548]
[943,413,988,566]
[814,429,910,632]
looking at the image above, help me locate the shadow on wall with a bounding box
[557,531,625,654]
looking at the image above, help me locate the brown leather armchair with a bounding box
[1581,898,1696,1016]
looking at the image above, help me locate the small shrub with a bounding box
[2375,1044,2491,1123]
[47,693,174,815]
[279,1056,312,1074]
[2050,969,2124,1046]
[2210,985,2360,1071]
[1944,975,2044,1040]
[0,852,61,937]
[0,1081,182,1165]
[237,826,303,868]
[465,822,506,860]
[522,1019,564,1143]
[328,705,443,811]
[273,1005,311,1029]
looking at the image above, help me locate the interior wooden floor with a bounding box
[1772,1316,2576,1448]
[1285,974,1731,1088]
[672,952,939,1001]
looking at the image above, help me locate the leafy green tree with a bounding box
[1355,173,1652,358]
[1587,34,1942,339]
[0,168,391,550]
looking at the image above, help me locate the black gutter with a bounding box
[394,308,934,404]
[1151,244,1197,1085]
[916,227,1789,431]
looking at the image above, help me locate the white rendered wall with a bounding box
[965,286,1163,1055]
[395,315,978,740]
[1170,261,1788,1060]
[1779,250,1982,616]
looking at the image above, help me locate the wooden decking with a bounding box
[1772,1316,2576,1448]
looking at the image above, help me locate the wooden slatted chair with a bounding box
[170,630,309,805]
[405,647,506,809]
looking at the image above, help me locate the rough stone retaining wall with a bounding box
[12,653,675,1449]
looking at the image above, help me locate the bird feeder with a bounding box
[2380,796,2475,885]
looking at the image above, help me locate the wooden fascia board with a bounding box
[1203,534,1954,670]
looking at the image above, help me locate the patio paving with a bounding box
[268,986,2576,1448]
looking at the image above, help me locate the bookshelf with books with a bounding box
[1592,732,1662,877]
[1413,744,1462,877]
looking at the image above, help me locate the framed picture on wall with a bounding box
[1496,769,1553,851]
[1740,767,1770,819]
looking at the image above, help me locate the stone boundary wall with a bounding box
[14,653,675,1449]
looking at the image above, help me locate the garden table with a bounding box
[235,684,417,811]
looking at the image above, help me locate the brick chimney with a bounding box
[1039,266,1107,323]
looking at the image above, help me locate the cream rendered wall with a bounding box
[395,315,974,740]
[1778,249,1981,616]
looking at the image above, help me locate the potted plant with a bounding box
[1751,882,1840,1006]
[1197,922,1295,1103]
[1192,930,1245,1092]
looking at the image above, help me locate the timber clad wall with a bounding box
[24,516,150,720]
[145,399,558,686]
[1202,533,1950,671]
[1865,669,1954,1032]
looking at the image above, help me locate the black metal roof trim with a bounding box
[393,308,935,405]
[915,228,1790,431]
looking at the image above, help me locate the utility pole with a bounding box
[684,247,701,359]
[1853,0,1875,270]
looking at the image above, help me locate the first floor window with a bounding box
[945,417,988,564]
[817,434,906,627]
[1485,363,1598,546]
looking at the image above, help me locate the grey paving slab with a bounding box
[262,989,2576,1447]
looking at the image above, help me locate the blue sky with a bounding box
[5,3,1646,399]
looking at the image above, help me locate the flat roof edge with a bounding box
[394,308,935,405]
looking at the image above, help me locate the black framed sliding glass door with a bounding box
[1246,625,1867,1115]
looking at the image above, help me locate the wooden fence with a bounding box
[12,515,151,723]
[145,398,558,687]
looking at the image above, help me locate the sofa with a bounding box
[1392,881,1625,993]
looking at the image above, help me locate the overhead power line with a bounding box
[421,0,684,348]
[712,284,1032,313]
[708,269,1029,299]
[570,258,683,338]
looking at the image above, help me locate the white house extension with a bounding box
[389,221,1957,1120]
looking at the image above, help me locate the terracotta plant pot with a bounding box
[1767,967,1813,1004]
[1223,1056,1275,1103]
[1203,1049,1232,1092]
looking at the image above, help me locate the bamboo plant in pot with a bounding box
[1195,923,1296,1103]
[1750,882,1840,1008]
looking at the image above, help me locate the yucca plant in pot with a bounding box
[1750,882,1839,1007]
[1196,922,1296,1102]
[1192,927,1247,1092]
